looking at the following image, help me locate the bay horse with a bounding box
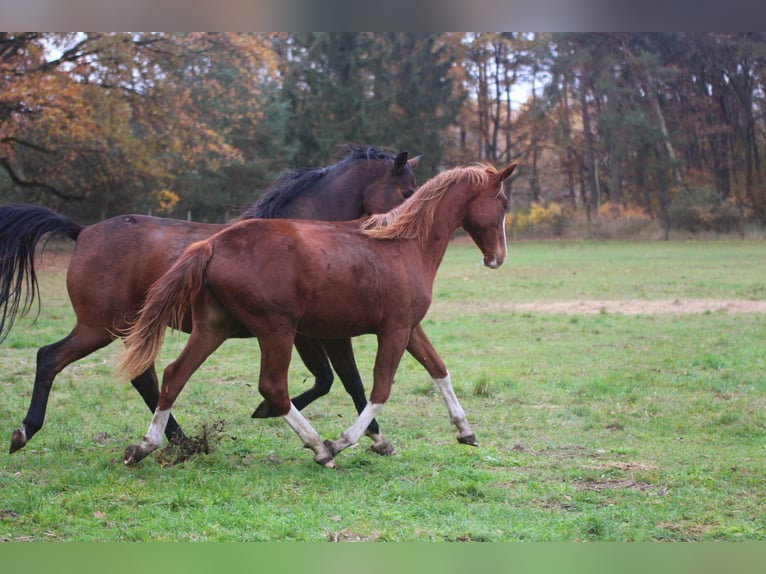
[1,146,420,453]
[119,162,517,468]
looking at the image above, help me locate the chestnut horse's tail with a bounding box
[0,203,83,343]
[117,240,214,379]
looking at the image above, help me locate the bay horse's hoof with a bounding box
[251,400,279,419]
[9,428,27,454]
[457,433,478,447]
[370,440,396,456]
[124,444,149,466]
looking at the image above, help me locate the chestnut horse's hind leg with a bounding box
[130,365,185,443]
[406,324,477,446]
[124,327,227,466]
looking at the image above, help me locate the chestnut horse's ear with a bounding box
[408,155,422,170]
[394,151,409,173]
[496,162,518,182]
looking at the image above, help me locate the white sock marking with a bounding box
[341,402,383,447]
[433,371,473,437]
[283,404,323,449]
[140,408,170,451]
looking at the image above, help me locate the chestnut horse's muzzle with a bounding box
[483,253,505,269]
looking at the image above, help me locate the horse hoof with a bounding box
[370,440,396,456]
[323,439,339,456]
[251,401,279,419]
[9,428,27,454]
[315,449,337,469]
[457,433,478,447]
[124,445,147,466]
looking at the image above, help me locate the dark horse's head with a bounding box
[355,146,421,215]
[241,145,421,221]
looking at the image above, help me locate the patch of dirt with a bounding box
[433,298,766,316]
[574,478,657,492]
[154,419,225,467]
[326,529,383,542]
[583,461,658,472]
[656,521,717,537]
[507,299,766,315]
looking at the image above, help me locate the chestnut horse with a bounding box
[119,162,517,468]
[1,146,420,453]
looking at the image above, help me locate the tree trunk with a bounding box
[579,71,598,214]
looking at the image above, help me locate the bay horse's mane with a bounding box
[360,164,499,242]
[241,145,402,220]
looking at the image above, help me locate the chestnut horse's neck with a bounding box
[361,167,490,273]
[414,180,475,275]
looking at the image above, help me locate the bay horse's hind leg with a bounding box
[321,338,395,456]
[10,324,186,454]
[406,324,477,446]
[11,325,111,453]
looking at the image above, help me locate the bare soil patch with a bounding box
[430,298,766,316]
[505,299,766,315]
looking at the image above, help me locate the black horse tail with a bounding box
[0,203,83,342]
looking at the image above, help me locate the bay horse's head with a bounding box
[362,151,422,215]
[462,162,517,269]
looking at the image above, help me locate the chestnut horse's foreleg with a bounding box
[406,324,477,446]
[124,328,227,466]
[322,338,393,455]
[257,332,335,468]
[324,328,408,457]
[251,335,334,418]
[252,335,393,454]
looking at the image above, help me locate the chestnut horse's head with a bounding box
[462,162,517,269]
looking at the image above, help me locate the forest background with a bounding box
[2,32,765,238]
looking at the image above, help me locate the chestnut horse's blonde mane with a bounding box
[360,164,498,241]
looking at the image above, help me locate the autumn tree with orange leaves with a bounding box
[0,32,277,221]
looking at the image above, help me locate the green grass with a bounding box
[1,240,765,541]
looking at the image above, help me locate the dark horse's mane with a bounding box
[240,145,399,220]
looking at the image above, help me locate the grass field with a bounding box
[1,239,765,541]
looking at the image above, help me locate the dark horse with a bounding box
[1,146,420,453]
[119,162,517,468]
